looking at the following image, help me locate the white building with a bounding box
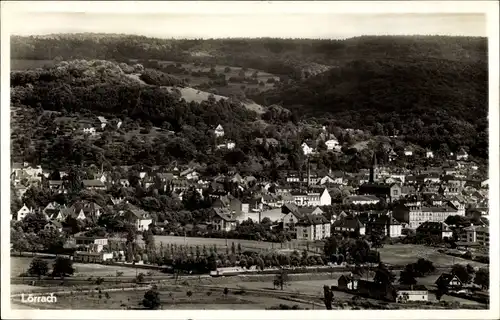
[214,124,225,138]
[16,204,34,221]
[295,215,331,240]
[301,142,314,156]
[325,138,341,151]
[426,151,434,158]
[74,236,109,253]
[396,285,429,303]
[343,195,380,206]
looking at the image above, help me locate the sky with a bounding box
[7,12,486,39]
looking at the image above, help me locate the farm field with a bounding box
[377,244,488,268]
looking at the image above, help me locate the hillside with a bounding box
[9,34,489,167]
[11,35,487,79]
[254,56,488,160]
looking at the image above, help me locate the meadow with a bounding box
[377,244,488,268]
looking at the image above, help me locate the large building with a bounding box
[459,225,490,247]
[295,214,331,240]
[392,201,459,229]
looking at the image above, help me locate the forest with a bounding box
[10,34,489,166]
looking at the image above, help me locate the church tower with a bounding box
[369,152,378,183]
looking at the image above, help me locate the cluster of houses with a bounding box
[11,132,488,246]
[336,271,472,303]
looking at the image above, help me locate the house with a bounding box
[425,150,434,158]
[343,195,380,206]
[404,148,413,156]
[44,220,63,232]
[395,285,428,303]
[74,235,109,253]
[295,214,331,240]
[16,204,34,221]
[435,273,463,292]
[81,123,96,135]
[416,221,453,239]
[282,205,324,237]
[325,138,341,151]
[48,180,66,193]
[255,138,279,148]
[456,148,468,161]
[97,116,108,129]
[459,225,489,247]
[82,180,106,190]
[338,274,360,290]
[213,194,243,216]
[366,213,402,238]
[332,216,366,236]
[209,207,236,232]
[116,203,153,231]
[301,141,315,155]
[180,168,200,181]
[73,251,114,263]
[341,279,397,302]
[70,202,103,220]
[388,149,398,162]
[216,141,236,150]
[214,124,225,138]
[43,202,65,218]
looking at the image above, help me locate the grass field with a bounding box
[144,235,311,253]
[11,285,313,310]
[10,256,144,278]
[377,244,488,268]
[163,86,266,114]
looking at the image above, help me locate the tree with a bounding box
[237,243,242,255]
[373,262,395,286]
[28,258,49,279]
[274,269,289,290]
[136,272,146,283]
[399,268,417,285]
[474,268,489,290]
[231,242,236,255]
[323,285,334,310]
[11,228,29,255]
[451,264,472,284]
[323,236,338,258]
[142,288,161,309]
[52,257,75,279]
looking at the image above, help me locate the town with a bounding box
[10,120,490,310]
[7,26,490,311]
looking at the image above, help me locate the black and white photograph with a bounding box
[1,1,499,319]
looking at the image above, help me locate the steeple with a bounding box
[369,152,378,183]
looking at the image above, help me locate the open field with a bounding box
[163,86,266,114]
[156,60,279,88]
[143,235,312,253]
[10,256,150,279]
[377,244,488,268]
[11,285,314,310]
